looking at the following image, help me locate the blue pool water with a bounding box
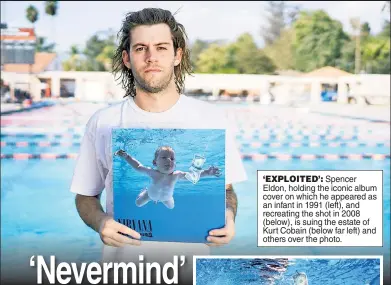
[112,128,226,243]
[1,102,390,284]
[195,258,381,285]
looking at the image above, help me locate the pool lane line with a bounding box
[240,153,390,160]
[1,153,79,160]
[234,130,386,135]
[0,102,56,115]
[241,141,390,148]
[0,141,81,147]
[1,141,390,148]
[0,134,375,140]
[235,135,390,141]
[1,153,389,160]
[1,133,83,139]
[4,127,384,134]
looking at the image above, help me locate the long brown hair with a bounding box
[112,8,192,98]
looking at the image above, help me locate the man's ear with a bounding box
[122,50,131,69]
[174,48,183,67]
[153,160,156,166]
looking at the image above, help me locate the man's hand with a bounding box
[206,209,235,246]
[99,216,141,247]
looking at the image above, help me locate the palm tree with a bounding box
[45,0,58,16]
[62,45,85,71]
[45,1,58,54]
[26,5,39,74]
[36,37,55,52]
[350,17,361,74]
[26,5,39,28]
[70,45,79,56]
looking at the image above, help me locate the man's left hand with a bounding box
[206,209,235,246]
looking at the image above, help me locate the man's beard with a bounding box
[133,64,175,94]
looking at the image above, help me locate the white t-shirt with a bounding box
[70,95,247,280]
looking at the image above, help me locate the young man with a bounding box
[70,7,247,283]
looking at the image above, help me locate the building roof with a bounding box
[3,52,57,73]
[303,66,352,77]
[0,27,36,41]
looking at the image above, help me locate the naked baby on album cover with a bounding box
[112,128,226,243]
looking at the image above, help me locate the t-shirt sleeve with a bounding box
[70,118,106,197]
[225,123,247,186]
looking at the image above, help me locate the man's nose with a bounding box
[146,48,158,63]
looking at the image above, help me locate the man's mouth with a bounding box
[145,68,161,73]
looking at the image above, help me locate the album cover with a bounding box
[112,128,226,243]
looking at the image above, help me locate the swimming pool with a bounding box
[1,101,390,284]
[195,257,381,285]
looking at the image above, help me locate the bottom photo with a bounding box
[194,256,382,285]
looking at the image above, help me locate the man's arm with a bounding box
[75,194,141,247]
[75,193,108,233]
[206,183,237,246]
[226,183,237,220]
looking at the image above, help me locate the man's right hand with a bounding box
[99,217,141,247]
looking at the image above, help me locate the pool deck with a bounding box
[1,101,55,115]
[308,103,390,123]
[1,99,390,124]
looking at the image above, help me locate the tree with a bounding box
[195,33,276,74]
[339,21,390,74]
[233,33,275,74]
[26,5,39,28]
[36,37,55,52]
[96,45,116,71]
[261,1,301,46]
[80,31,117,71]
[380,1,390,37]
[361,36,390,74]
[379,20,390,38]
[62,45,87,71]
[263,28,295,70]
[261,1,286,46]
[338,40,356,73]
[361,22,371,37]
[286,4,301,25]
[190,39,210,70]
[45,1,58,52]
[45,0,58,15]
[195,44,237,73]
[292,10,349,72]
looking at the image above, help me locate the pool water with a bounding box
[195,257,381,285]
[1,101,390,284]
[112,128,226,243]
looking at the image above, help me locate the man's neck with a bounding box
[133,84,180,113]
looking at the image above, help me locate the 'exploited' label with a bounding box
[257,170,383,247]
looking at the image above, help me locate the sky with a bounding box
[1,1,389,56]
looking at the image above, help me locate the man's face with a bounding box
[123,23,182,93]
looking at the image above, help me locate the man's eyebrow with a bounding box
[132,42,171,48]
